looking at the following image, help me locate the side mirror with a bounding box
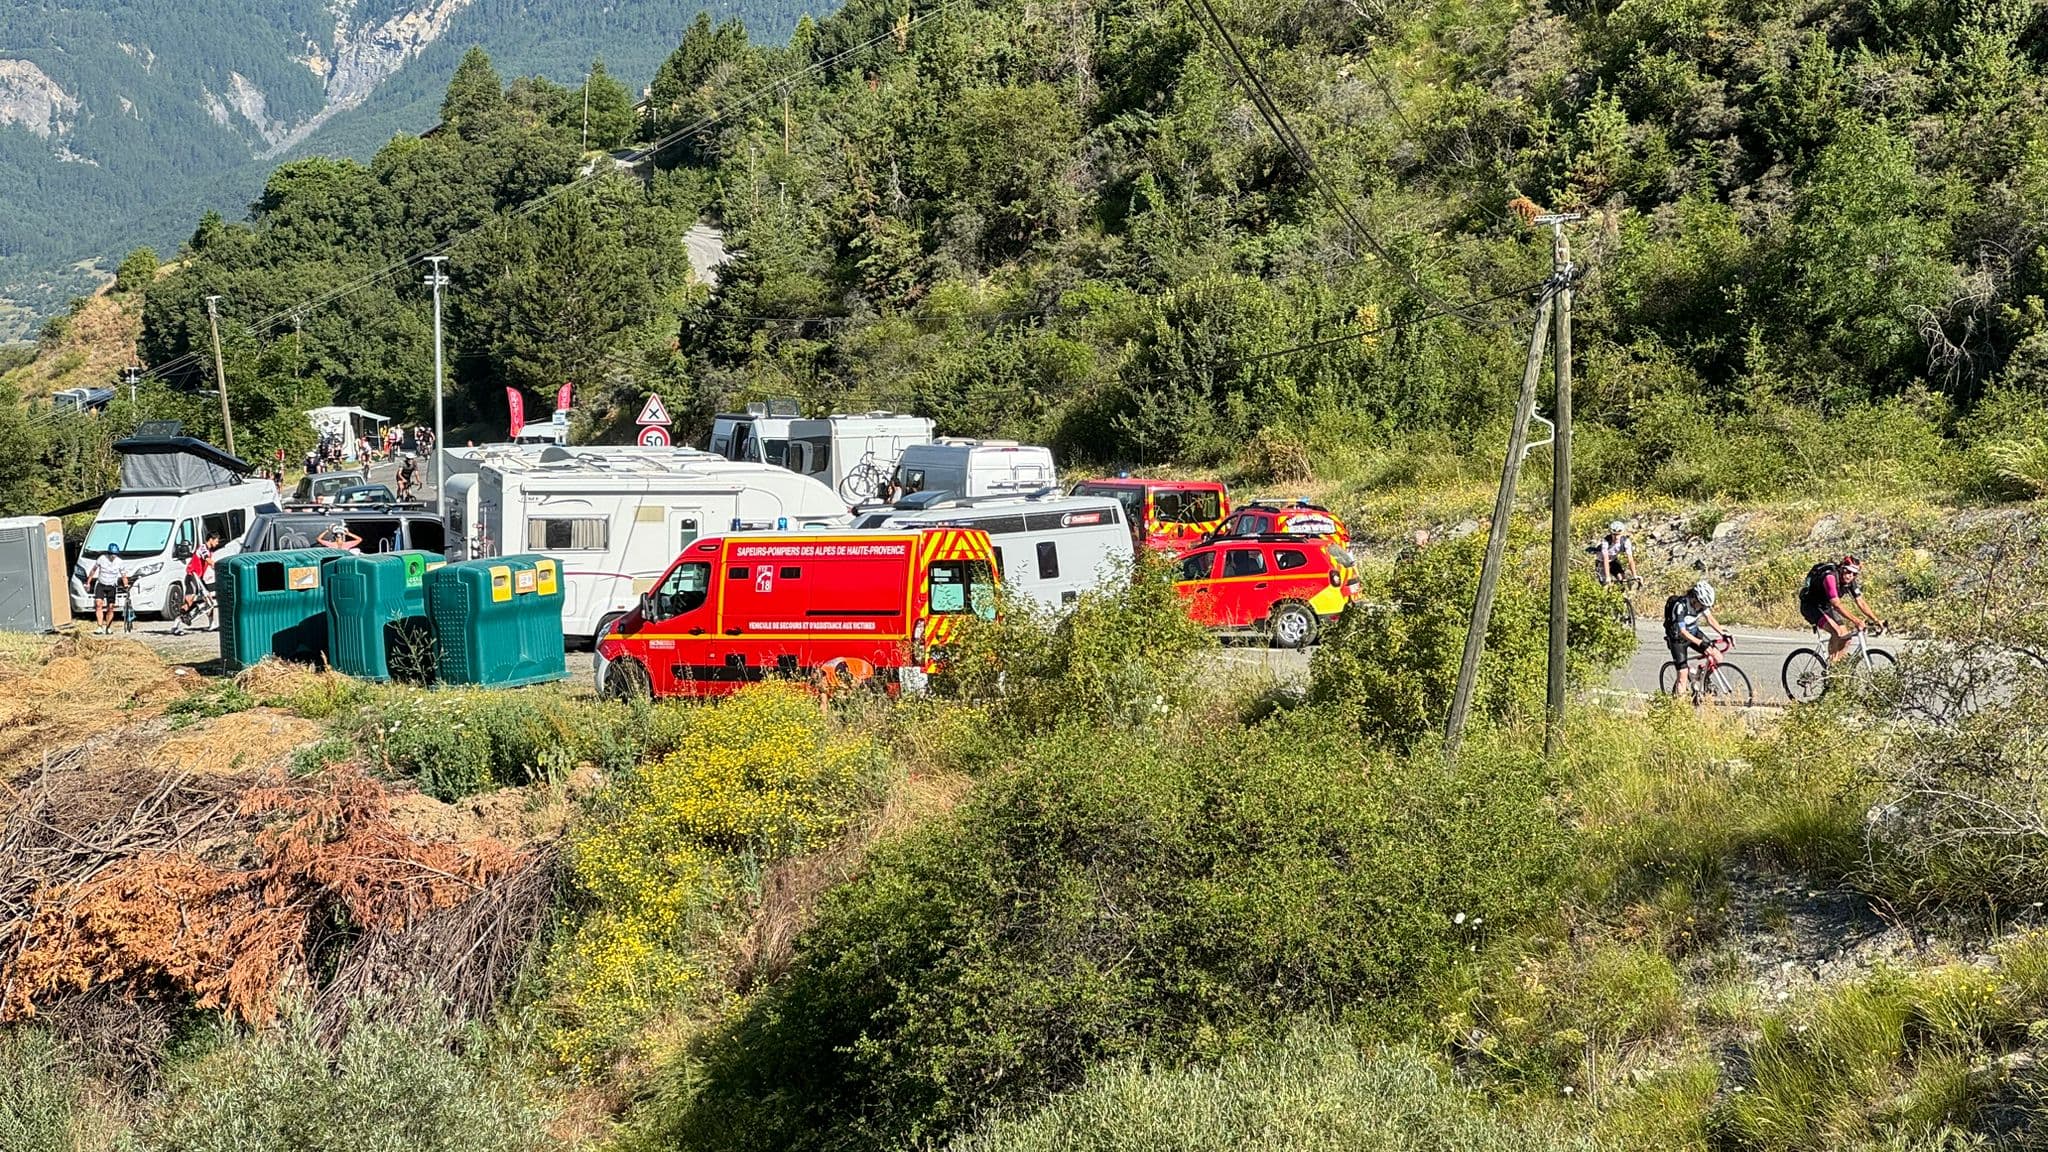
[173,543,193,560]
[639,591,657,621]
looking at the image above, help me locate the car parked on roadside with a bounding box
[1173,534,1359,649]
[1211,498,1353,550]
[292,472,364,504]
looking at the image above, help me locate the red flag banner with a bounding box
[556,381,573,412]
[507,387,526,438]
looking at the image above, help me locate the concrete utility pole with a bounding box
[424,256,449,507]
[122,365,141,405]
[1445,290,1555,762]
[1539,212,1581,757]
[203,295,234,456]
[582,68,591,152]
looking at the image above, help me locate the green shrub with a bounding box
[133,1001,555,1152]
[645,715,1574,1152]
[548,682,881,1067]
[947,1026,1597,1152]
[1445,936,1684,1093]
[353,687,642,800]
[936,557,1212,736]
[1308,531,1633,747]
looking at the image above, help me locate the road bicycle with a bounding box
[1608,575,1642,626]
[1658,635,1753,707]
[1781,626,1897,703]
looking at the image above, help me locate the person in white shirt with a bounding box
[88,545,130,635]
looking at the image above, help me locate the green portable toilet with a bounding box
[424,554,567,687]
[325,551,445,681]
[218,550,341,672]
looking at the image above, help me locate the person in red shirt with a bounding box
[172,533,221,635]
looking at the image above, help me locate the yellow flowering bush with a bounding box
[550,683,879,1067]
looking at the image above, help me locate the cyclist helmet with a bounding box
[105,543,120,555]
[1840,554,1862,574]
[1608,520,1626,534]
[1691,580,1717,608]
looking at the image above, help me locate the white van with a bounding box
[890,439,1058,501]
[852,493,1131,610]
[465,450,849,639]
[707,399,804,467]
[70,435,281,620]
[786,413,934,503]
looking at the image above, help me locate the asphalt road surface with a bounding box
[1206,620,1878,704]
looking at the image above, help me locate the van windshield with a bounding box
[83,519,172,557]
[1153,489,1221,524]
[929,559,997,619]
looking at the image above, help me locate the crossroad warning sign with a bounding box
[636,394,672,425]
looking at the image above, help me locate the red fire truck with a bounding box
[1070,477,1229,555]
[595,528,998,699]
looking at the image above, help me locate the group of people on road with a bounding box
[1592,521,1889,696]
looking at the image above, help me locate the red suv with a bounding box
[1213,499,1352,550]
[1174,535,1360,649]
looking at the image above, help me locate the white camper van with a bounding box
[443,444,720,558]
[464,451,849,639]
[70,435,281,620]
[852,493,1131,610]
[706,399,804,467]
[786,413,935,503]
[890,439,1058,501]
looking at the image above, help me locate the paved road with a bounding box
[1207,621,1862,704]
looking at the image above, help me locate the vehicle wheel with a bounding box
[1658,661,1681,697]
[1267,602,1317,650]
[1781,648,1830,703]
[160,586,182,622]
[602,658,651,702]
[1702,664,1754,708]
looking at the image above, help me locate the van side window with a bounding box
[929,559,996,618]
[1274,549,1311,571]
[409,519,446,555]
[527,517,609,551]
[677,517,699,550]
[1179,551,1215,581]
[901,468,926,494]
[653,561,712,619]
[1036,541,1059,579]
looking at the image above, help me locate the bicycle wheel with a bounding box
[1702,663,1754,708]
[1849,648,1899,697]
[1658,661,1681,696]
[1782,648,1830,703]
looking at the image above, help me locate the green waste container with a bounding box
[218,550,341,672]
[425,554,567,687]
[325,551,445,681]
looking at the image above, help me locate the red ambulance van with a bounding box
[595,528,998,699]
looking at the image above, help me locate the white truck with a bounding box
[460,450,849,639]
[889,439,1059,501]
[69,435,281,620]
[785,412,935,503]
[852,492,1132,611]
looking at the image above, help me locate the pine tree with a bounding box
[441,47,508,143]
[580,59,638,152]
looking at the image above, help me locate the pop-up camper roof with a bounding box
[111,435,255,493]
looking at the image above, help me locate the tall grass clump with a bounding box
[641,713,1573,1152]
[349,687,645,800]
[132,999,555,1152]
[948,1025,1597,1152]
[547,682,882,1068]
[0,1027,117,1152]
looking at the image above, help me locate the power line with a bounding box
[121,0,962,394]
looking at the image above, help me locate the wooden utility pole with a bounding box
[1445,290,1555,762]
[1540,212,1580,758]
[204,295,235,456]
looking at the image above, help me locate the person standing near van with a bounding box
[88,544,130,635]
[172,532,220,636]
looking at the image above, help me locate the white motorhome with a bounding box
[463,451,849,639]
[786,413,935,503]
[443,444,719,554]
[890,439,1058,501]
[852,493,1131,610]
[69,435,281,620]
[706,399,804,467]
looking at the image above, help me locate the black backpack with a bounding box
[1662,594,1690,642]
[1799,562,1836,609]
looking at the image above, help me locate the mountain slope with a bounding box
[0,0,820,339]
